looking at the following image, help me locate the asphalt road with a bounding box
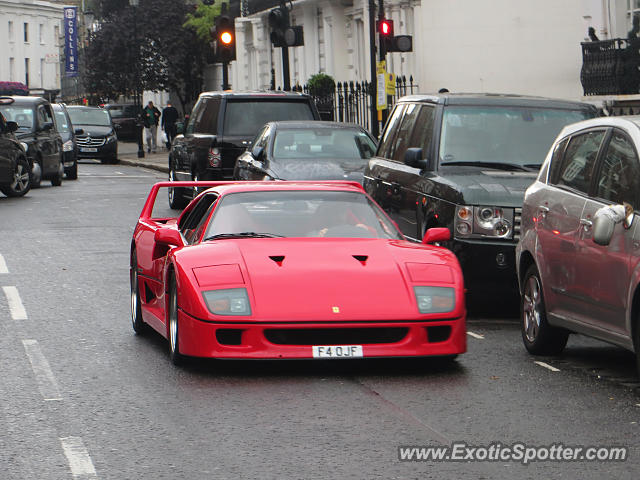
[1,163,639,479]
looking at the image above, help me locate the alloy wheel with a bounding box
[523,275,542,343]
[11,162,30,193]
[169,286,178,354]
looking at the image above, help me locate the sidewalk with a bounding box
[117,140,169,174]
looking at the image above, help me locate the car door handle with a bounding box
[580,218,593,230]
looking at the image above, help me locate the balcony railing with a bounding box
[580,38,640,95]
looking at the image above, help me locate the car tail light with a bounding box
[208,147,221,168]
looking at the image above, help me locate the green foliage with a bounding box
[307,73,336,95]
[184,1,227,43]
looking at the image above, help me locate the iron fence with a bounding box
[581,38,640,95]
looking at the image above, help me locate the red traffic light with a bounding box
[378,19,394,37]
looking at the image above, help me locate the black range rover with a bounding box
[168,91,320,208]
[363,93,597,299]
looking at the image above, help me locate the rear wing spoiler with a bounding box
[139,180,365,220]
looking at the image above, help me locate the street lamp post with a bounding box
[129,0,144,158]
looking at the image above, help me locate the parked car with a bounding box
[168,91,321,209]
[52,103,80,179]
[0,108,31,197]
[103,103,140,141]
[233,121,377,183]
[66,106,118,164]
[363,93,597,300]
[0,96,64,187]
[131,180,466,365]
[516,116,640,372]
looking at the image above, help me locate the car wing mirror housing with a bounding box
[6,121,18,133]
[592,204,634,246]
[40,121,54,132]
[74,128,84,135]
[252,145,264,161]
[404,147,430,170]
[154,227,182,247]
[422,227,451,244]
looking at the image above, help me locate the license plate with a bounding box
[80,147,98,152]
[312,345,363,358]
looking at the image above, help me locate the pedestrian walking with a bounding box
[161,102,179,149]
[143,101,161,153]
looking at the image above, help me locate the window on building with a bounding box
[8,21,14,42]
[40,58,45,88]
[9,58,15,81]
[54,25,60,46]
[39,24,44,44]
[25,58,30,86]
[24,23,29,43]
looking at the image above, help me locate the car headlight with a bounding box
[202,288,251,316]
[106,134,117,143]
[414,286,455,314]
[63,140,74,152]
[454,205,514,239]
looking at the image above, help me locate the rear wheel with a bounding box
[51,161,63,186]
[168,274,185,365]
[66,161,78,180]
[130,251,147,335]
[31,158,42,188]
[521,264,569,355]
[0,157,31,197]
[168,168,188,209]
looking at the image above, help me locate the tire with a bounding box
[0,157,31,197]
[66,161,78,180]
[168,274,185,366]
[130,251,147,335]
[521,264,569,355]
[168,168,188,209]
[634,318,640,378]
[51,161,63,186]
[32,159,42,188]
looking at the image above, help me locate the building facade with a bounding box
[232,0,637,102]
[0,0,64,92]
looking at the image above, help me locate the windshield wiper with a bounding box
[204,232,285,241]
[439,161,533,172]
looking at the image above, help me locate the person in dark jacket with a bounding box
[161,102,179,149]
[143,101,161,153]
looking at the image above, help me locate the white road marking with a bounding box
[3,286,27,320]
[114,171,124,175]
[22,340,63,401]
[0,254,8,273]
[466,331,484,339]
[60,437,98,479]
[534,360,561,372]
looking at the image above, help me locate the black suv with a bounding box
[52,103,80,179]
[0,96,64,187]
[103,103,139,141]
[0,106,31,197]
[363,93,597,299]
[168,91,320,208]
[67,106,118,164]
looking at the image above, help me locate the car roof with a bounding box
[66,105,104,110]
[269,121,364,130]
[555,115,640,137]
[199,90,311,100]
[0,95,49,105]
[397,92,595,110]
[201,181,365,197]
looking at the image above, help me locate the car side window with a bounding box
[377,104,405,159]
[389,103,421,162]
[408,105,436,157]
[195,97,220,134]
[595,130,640,209]
[553,130,605,194]
[180,193,219,244]
[37,105,49,128]
[547,137,569,184]
[185,100,204,135]
[252,126,269,150]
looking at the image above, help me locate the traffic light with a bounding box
[388,35,413,52]
[215,14,236,62]
[378,18,394,38]
[269,5,303,47]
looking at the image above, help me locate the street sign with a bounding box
[386,73,396,95]
[376,61,387,111]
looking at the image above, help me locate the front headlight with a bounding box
[63,140,74,152]
[202,288,251,316]
[414,286,455,314]
[454,205,514,239]
[106,134,117,143]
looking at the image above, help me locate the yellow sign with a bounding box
[386,73,396,96]
[376,61,387,111]
[376,60,386,75]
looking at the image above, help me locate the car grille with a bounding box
[76,136,106,147]
[264,327,408,345]
[513,207,522,242]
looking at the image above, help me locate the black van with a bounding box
[167,91,320,208]
[363,93,597,298]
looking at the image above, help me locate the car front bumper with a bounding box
[176,310,467,359]
[77,140,117,160]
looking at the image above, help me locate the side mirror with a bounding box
[252,145,264,161]
[175,122,184,135]
[592,204,635,246]
[6,121,18,133]
[592,214,615,246]
[74,128,84,135]
[40,121,54,132]
[422,227,451,244]
[154,227,182,247]
[404,148,429,169]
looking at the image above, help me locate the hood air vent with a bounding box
[353,255,368,265]
[269,255,285,266]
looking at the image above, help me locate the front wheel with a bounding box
[168,168,188,209]
[0,157,31,197]
[66,161,78,180]
[51,161,63,186]
[130,251,147,335]
[521,264,569,355]
[168,274,185,366]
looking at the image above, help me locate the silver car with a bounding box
[516,116,640,373]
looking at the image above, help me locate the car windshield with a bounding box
[273,128,377,160]
[438,106,592,168]
[223,100,315,136]
[0,105,34,130]
[53,109,71,133]
[205,190,402,240]
[68,108,111,126]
